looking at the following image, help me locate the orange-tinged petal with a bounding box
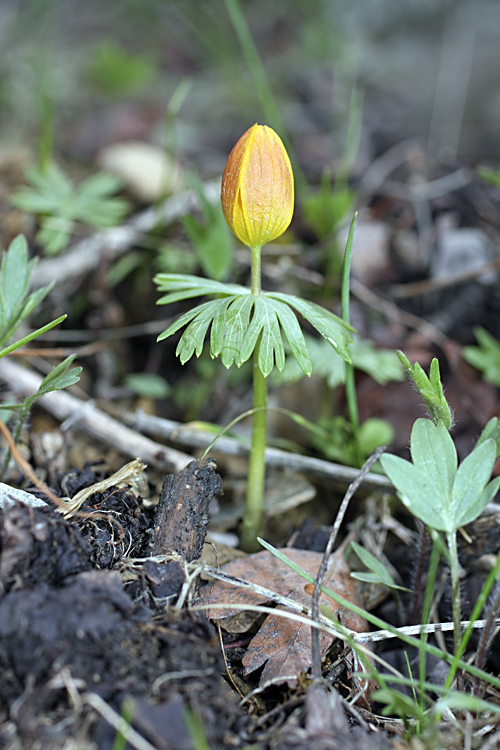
[221,123,294,248]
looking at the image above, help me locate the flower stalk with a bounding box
[222,124,294,549]
[243,245,267,547]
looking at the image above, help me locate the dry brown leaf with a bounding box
[200,547,367,685]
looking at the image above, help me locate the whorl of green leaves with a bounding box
[155,274,354,378]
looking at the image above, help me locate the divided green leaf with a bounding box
[155,274,353,377]
[381,418,499,533]
[11,163,129,255]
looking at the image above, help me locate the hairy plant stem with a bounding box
[447,530,462,655]
[241,245,267,552]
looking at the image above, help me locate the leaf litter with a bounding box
[200,545,368,685]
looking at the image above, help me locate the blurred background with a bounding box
[1,0,500,474]
[1,0,500,171]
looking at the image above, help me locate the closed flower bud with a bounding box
[221,123,294,248]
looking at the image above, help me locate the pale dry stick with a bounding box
[381,168,472,203]
[127,409,393,493]
[203,566,316,619]
[29,179,221,290]
[83,693,159,750]
[350,277,447,345]
[353,617,500,645]
[309,447,386,681]
[393,256,500,299]
[10,341,108,358]
[202,591,500,647]
[0,358,192,473]
[35,317,175,344]
[357,136,470,205]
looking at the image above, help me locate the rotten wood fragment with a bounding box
[150,459,222,562]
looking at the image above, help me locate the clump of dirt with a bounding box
[0,495,242,750]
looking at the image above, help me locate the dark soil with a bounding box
[0,463,244,750]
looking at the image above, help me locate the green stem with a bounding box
[242,347,267,551]
[447,530,462,655]
[250,245,261,296]
[340,214,362,466]
[0,314,67,358]
[419,535,441,711]
[241,245,267,552]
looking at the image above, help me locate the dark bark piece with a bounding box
[150,459,222,561]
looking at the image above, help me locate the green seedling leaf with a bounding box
[182,172,233,281]
[254,300,285,376]
[477,416,500,456]
[176,299,227,363]
[372,688,427,721]
[380,451,447,530]
[37,218,73,256]
[0,235,31,326]
[0,314,67,360]
[38,355,82,394]
[209,296,237,358]
[358,417,394,456]
[306,415,392,467]
[462,327,500,387]
[124,373,170,399]
[451,439,500,527]
[397,351,453,429]
[155,273,247,305]
[477,166,500,189]
[0,356,82,413]
[350,541,409,591]
[410,419,456,499]
[274,334,403,389]
[0,235,56,346]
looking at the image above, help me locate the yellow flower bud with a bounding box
[221,123,294,248]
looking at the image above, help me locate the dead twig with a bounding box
[30,179,221,291]
[127,410,393,493]
[0,358,192,473]
[392,256,500,299]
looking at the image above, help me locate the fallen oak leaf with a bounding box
[199,547,367,685]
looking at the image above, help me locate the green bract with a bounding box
[397,352,453,430]
[154,274,353,378]
[380,419,500,534]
